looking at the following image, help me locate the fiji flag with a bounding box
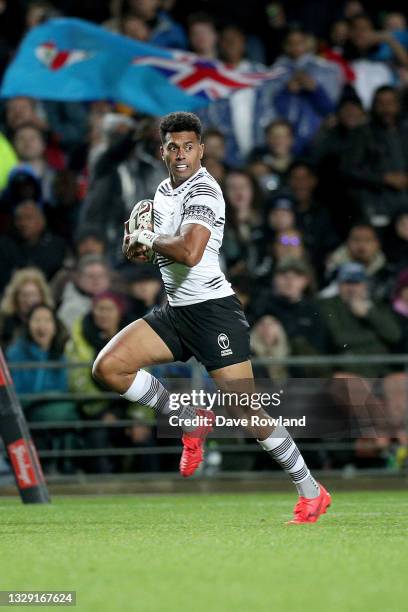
[1,18,283,116]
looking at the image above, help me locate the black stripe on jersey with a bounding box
[204,276,223,288]
[209,279,224,290]
[183,184,219,205]
[182,204,216,227]
[158,260,174,269]
[177,170,206,194]
[158,181,172,196]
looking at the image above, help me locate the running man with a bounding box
[92,111,331,524]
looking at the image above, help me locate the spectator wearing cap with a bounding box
[65,290,129,473]
[319,262,401,378]
[322,261,407,452]
[250,257,326,367]
[341,86,408,228]
[324,223,394,301]
[255,193,298,278]
[288,161,339,280]
[0,199,67,292]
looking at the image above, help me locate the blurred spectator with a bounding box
[0,199,67,291]
[187,12,218,59]
[58,254,112,330]
[391,268,408,353]
[248,120,294,191]
[265,193,297,235]
[50,228,109,304]
[320,262,401,377]
[12,124,55,202]
[329,19,349,52]
[122,264,164,319]
[80,113,166,263]
[272,229,310,269]
[250,315,289,380]
[259,2,288,64]
[4,97,48,134]
[198,24,275,166]
[324,223,394,301]
[342,15,408,107]
[24,0,60,31]
[65,291,128,473]
[6,304,78,474]
[202,129,228,182]
[222,170,264,276]
[42,101,89,152]
[287,161,339,278]
[341,86,408,228]
[45,169,82,242]
[250,257,325,361]
[384,210,408,269]
[105,0,188,49]
[255,192,298,278]
[272,28,343,153]
[311,92,366,237]
[0,267,54,347]
[202,129,226,164]
[120,13,151,40]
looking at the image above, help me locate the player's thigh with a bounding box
[209,360,255,394]
[95,318,175,373]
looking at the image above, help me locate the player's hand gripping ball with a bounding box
[123,199,155,263]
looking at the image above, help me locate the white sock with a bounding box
[121,370,198,432]
[258,425,320,498]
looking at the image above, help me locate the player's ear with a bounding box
[199,143,204,160]
[160,145,164,160]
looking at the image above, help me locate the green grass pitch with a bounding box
[1,491,408,612]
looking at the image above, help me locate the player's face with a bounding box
[161,131,204,186]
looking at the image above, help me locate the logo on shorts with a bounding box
[218,333,232,357]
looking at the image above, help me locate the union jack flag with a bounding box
[133,51,284,102]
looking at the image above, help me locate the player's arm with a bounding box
[128,223,210,267]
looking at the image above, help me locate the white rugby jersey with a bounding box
[153,166,234,307]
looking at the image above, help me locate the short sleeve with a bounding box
[180,182,221,233]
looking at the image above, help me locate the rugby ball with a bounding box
[128,198,154,233]
[126,199,155,263]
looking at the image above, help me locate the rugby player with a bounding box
[92,111,331,524]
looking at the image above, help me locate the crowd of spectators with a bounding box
[2,0,408,474]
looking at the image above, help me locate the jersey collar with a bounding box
[169,166,205,195]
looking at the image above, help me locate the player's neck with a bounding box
[169,166,202,190]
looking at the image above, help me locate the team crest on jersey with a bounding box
[218,333,232,356]
[36,41,92,70]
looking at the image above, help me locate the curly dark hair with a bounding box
[159,112,202,143]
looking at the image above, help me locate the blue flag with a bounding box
[1,18,282,116]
